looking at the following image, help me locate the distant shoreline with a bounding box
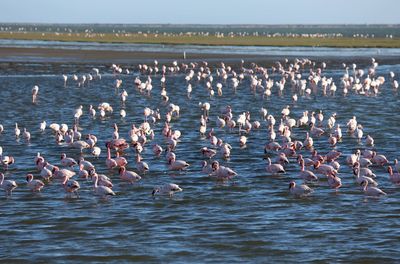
[1,32,400,48]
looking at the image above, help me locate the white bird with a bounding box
[15,123,20,138]
[40,121,46,132]
[361,180,386,197]
[32,85,39,103]
[265,157,285,174]
[23,128,31,141]
[152,183,183,197]
[91,146,101,158]
[62,74,68,86]
[289,181,313,196]
[92,174,115,198]
[0,173,17,196]
[26,174,45,192]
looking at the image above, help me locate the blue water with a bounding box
[0,52,400,262]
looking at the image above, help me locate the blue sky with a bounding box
[2,0,399,24]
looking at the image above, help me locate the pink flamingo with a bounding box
[92,174,115,197]
[0,173,17,196]
[119,167,141,183]
[61,176,80,197]
[26,174,45,192]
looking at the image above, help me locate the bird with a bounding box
[91,146,101,158]
[62,74,68,86]
[168,156,189,171]
[361,180,386,197]
[26,174,45,192]
[60,153,77,167]
[2,156,15,170]
[289,181,313,196]
[298,159,318,182]
[39,121,46,132]
[353,162,377,185]
[314,161,337,176]
[61,176,80,197]
[201,160,214,175]
[14,123,20,138]
[92,174,115,198]
[201,147,217,159]
[265,157,285,174]
[113,152,128,168]
[78,157,95,171]
[387,166,400,185]
[152,183,182,197]
[119,167,141,184]
[0,173,17,196]
[136,154,149,174]
[53,167,76,180]
[32,85,39,103]
[327,173,342,190]
[210,161,237,181]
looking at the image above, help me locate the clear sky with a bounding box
[2,0,399,24]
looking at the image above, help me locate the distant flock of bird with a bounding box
[0,57,399,199]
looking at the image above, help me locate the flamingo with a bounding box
[298,159,318,182]
[15,123,20,138]
[210,161,237,181]
[152,183,182,197]
[39,121,46,132]
[327,174,342,190]
[78,157,95,171]
[92,174,115,197]
[78,164,89,179]
[201,160,213,175]
[314,161,337,176]
[152,144,163,156]
[62,74,68,86]
[61,176,80,197]
[2,156,15,170]
[89,170,113,188]
[26,174,45,192]
[0,173,17,196]
[136,154,149,174]
[60,153,77,167]
[289,181,313,196]
[361,180,386,197]
[371,152,389,166]
[106,147,118,169]
[201,147,216,159]
[387,166,400,184]
[114,152,128,168]
[352,164,378,187]
[265,157,285,174]
[40,163,53,180]
[168,156,189,171]
[119,167,141,183]
[32,85,39,103]
[53,167,76,180]
[91,146,101,158]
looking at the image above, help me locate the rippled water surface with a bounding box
[0,56,400,263]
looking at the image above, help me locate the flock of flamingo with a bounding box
[0,57,399,199]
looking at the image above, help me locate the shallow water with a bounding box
[0,58,400,263]
[2,39,400,58]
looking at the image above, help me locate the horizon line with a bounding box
[1,22,400,27]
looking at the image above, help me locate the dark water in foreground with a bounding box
[0,57,400,263]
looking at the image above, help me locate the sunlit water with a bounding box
[0,58,400,263]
